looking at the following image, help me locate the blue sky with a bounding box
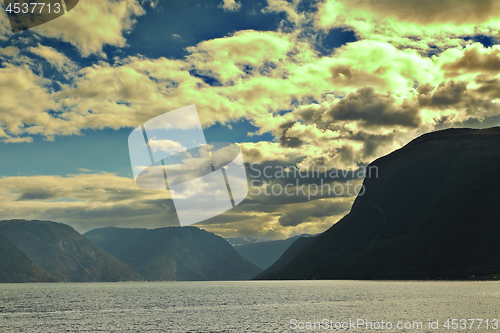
[0,120,273,177]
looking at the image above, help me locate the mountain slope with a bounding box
[253,235,315,279]
[259,127,500,280]
[84,226,262,281]
[0,233,58,283]
[0,220,142,282]
[234,234,311,270]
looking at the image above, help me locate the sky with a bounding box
[1,0,500,239]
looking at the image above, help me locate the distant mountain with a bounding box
[253,236,315,279]
[234,234,311,270]
[0,233,58,283]
[0,220,142,282]
[84,226,262,281]
[226,237,265,246]
[259,127,500,280]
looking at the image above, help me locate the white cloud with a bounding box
[148,138,187,154]
[32,0,146,56]
[0,64,58,141]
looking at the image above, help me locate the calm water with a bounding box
[0,281,498,332]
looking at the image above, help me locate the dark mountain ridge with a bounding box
[0,220,142,282]
[253,235,316,279]
[84,226,262,281]
[234,234,312,270]
[258,127,500,280]
[0,233,58,283]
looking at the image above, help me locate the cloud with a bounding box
[0,170,356,238]
[1,136,33,143]
[330,65,388,90]
[261,0,309,26]
[344,0,500,25]
[327,87,421,128]
[0,31,438,145]
[0,46,33,66]
[277,198,353,227]
[278,121,305,148]
[0,172,178,233]
[2,7,500,239]
[0,64,58,141]
[417,80,499,119]
[0,10,12,39]
[197,197,352,239]
[32,0,145,56]
[185,29,293,83]
[220,0,241,12]
[473,75,500,99]
[0,46,19,57]
[28,44,77,71]
[442,45,500,75]
[240,141,317,164]
[148,138,187,155]
[2,27,497,171]
[17,189,57,201]
[314,0,500,54]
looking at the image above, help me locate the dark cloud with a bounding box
[418,81,467,106]
[330,65,387,89]
[17,189,56,201]
[193,210,263,225]
[348,131,396,158]
[417,80,497,115]
[241,146,265,162]
[278,121,305,148]
[46,199,179,233]
[442,47,500,75]
[278,200,352,227]
[416,83,434,95]
[296,107,322,124]
[473,75,500,99]
[434,114,500,130]
[326,87,421,128]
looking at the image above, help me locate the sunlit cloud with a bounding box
[28,44,77,72]
[31,0,145,56]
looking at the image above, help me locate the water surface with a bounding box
[0,281,498,332]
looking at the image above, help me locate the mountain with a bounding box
[0,233,58,283]
[84,226,262,281]
[233,234,311,270]
[0,220,142,282]
[253,235,316,279]
[259,127,500,280]
[226,237,265,246]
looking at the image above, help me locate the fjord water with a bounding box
[0,281,498,332]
